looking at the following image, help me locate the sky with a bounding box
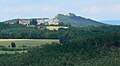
[0,0,120,24]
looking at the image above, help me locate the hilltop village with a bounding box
[2,13,105,30]
[3,18,68,30]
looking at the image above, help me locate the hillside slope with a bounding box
[2,13,107,27]
[55,13,106,27]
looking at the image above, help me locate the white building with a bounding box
[37,20,45,25]
[48,18,59,25]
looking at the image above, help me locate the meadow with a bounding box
[0,39,59,47]
[0,39,59,54]
[46,26,68,30]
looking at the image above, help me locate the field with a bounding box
[46,26,68,30]
[0,39,59,54]
[0,39,59,47]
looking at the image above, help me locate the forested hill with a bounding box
[55,13,106,27]
[2,13,106,27]
[0,22,25,30]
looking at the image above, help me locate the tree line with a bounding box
[0,22,25,30]
[0,27,67,39]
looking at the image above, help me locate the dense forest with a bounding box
[0,28,67,39]
[0,25,120,66]
[0,22,25,30]
[0,23,67,39]
[60,25,120,47]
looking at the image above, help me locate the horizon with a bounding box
[0,0,120,25]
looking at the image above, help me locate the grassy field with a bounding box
[0,39,59,54]
[0,39,59,47]
[46,26,68,30]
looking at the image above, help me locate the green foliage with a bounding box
[60,25,120,47]
[0,44,119,66]
[0,47,25,51]
[58,22,69,26]
[0,25,120,66]
[56,13,106,27]
[11,42,16,48]
[0,22,25,30]
[0,28,67,39]
[30,19,37,25]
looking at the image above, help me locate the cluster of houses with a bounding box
[3,18,68,30]
[19,18,59,26]
[4,18,59,26]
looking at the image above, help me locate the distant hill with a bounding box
[2,18,49,23]
[2,13,107,27]
[3,19,28,23]
[55,13,106,27]
[102,20,120,25]
[3,19,19,22]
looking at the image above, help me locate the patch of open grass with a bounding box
[0,39,59,47]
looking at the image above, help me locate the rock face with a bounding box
[55,13,106,27]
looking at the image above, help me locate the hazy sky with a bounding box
[0,0,120,24]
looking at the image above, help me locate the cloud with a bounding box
[81,4,120,14]
[82,6,102,14]
[15,5,57,13]
[0,0,20,4]
[0,4,59,19]
[108,4,120,14]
